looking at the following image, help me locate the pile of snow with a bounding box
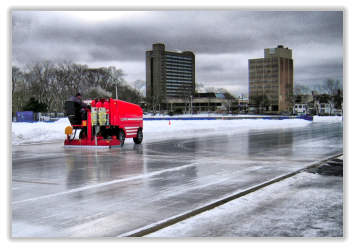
[313,116,343,123]
[11,115,341,146]
[143,119,310,137]
[12,118,72,145]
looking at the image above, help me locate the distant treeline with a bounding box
[12,61,143,114]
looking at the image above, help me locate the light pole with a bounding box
[238,96,241,112]
[115,84,118,100]
[190,95,193,115]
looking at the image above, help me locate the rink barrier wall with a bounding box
[143,116,314,121]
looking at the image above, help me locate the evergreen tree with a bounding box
[23,97,48,112]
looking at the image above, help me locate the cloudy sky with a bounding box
[11,10,343,96]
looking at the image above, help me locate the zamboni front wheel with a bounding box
[133,129,143,144]
[79,128,87,139]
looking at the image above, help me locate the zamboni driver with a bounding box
[69,93,91,120]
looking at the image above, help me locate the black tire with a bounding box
[79,128,86,139]
[118,129,125,146]
[133,129,143,144]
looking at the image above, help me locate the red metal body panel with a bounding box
[109,99,143,138]
[87,111,92,140]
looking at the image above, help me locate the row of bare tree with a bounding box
[12,61,145,114]
[256,78,344,114]
[287,79,343,112]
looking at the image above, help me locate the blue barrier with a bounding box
[298,115,313,121]
[16,111,34,122]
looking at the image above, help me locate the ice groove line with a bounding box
[12,162,198,205]
[104,176,228,211]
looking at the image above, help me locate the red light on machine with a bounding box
[103,101,110,112]
[96,101,102,108]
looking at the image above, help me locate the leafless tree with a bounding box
[322,79,342,115]
[284,83,311,113]
[294,83,310,95]
[12,66,27,114]
[131,79,146,100]
[177,85,193,114]
[220,89,235,114]
[195,83,204,93]
[12,66,22,93]
[204,86,217,93]
[11,61,141,115]
[322,78,342,95]
[249,94,270,114]
[146,94,163,115]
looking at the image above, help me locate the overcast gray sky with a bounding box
[12,10,343,96]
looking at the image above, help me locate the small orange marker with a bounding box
[169,120,171,125]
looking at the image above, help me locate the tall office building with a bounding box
[248,45,293,113]
[146,43,195,101]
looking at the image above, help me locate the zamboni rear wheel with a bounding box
[133,129,143,144]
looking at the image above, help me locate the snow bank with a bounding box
[143,119,311,137]
[12,118,72,145]
[12,114,345,146]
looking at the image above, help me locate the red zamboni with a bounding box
[64,98,143,148]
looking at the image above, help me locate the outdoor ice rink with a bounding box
[12,118,343,237]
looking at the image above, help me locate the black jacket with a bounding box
[69,96,90,109]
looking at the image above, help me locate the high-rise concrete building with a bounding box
[248,45,293,113]
[146,43,195,102]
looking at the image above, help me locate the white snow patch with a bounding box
[313,116,343,122]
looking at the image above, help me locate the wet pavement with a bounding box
[309,158,343,177]
[11,122,343,237]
